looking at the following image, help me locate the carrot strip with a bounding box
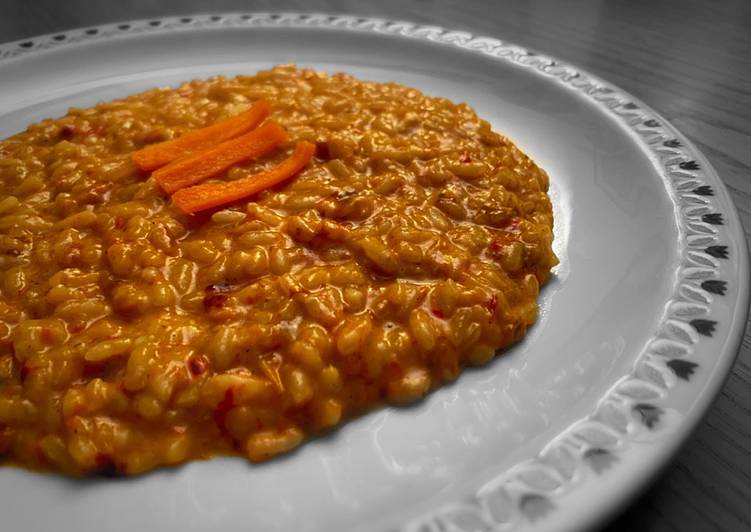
[131,99,271,171]
[153,121,289,194]
[172,141,315,214]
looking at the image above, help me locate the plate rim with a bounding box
[0,12,748,532]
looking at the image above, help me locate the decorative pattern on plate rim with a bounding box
[0,12,735,532]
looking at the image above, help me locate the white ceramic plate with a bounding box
[0,13,748,532]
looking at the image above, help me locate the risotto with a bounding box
[0,65,557,475]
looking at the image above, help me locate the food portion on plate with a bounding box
[0,65,557,476]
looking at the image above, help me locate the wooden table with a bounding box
[2,1,750,530]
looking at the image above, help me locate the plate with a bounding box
[0,13,748,532]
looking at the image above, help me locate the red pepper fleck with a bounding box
[459,150,472,163]
[315,140,332,161]
[485,294,498,316]
[213,389,235,433]
[187,355,209,377]
[19,364,32,382]
[59,124,76,140]
[204,283,232,309]
[431,308,445,319]
[204,292,227,309]
[114,216,127,230]
[488,238,506,256]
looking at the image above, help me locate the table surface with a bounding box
[1,0,750,530]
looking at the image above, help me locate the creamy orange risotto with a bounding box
[0,65,557,475]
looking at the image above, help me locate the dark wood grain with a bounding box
[1,1,750,530]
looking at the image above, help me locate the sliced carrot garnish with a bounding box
[172,141,315,214]
[132,99,271,171]
[153,121,289,194]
